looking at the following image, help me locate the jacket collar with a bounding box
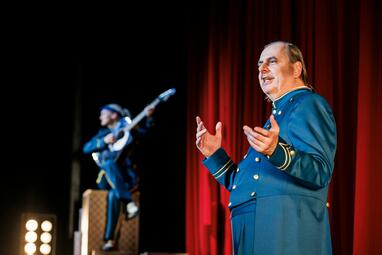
[272,86,311,110]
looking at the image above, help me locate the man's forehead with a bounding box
[259,43,285,60]
[101,109,113,114]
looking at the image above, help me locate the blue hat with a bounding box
[100,104,131,118]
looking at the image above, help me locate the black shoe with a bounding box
[101,240,118,251]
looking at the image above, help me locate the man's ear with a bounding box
[111,112,119,121]
[293,61,303,78]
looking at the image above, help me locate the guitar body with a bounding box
[92,117,133,167]
[110,116,133,152]
[110,130,131,151]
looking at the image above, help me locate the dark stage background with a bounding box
[2,2,187,255]
[2,1,382,255]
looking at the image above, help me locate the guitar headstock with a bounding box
[158,88,176,102]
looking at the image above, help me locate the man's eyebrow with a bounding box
[257,56,278,66]
[269,56,277,61]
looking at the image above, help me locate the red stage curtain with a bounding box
[353,0,382,254]
[185,0,382,254]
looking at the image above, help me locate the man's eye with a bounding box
[269,60,277,64]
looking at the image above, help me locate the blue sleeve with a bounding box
[83,129,109,154]
[133,116,154,137]
[267,95,337,189]
[202,148,237,191]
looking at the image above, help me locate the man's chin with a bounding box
[261,85,273,94]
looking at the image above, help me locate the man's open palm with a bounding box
[195,116,222,157]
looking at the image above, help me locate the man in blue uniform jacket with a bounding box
[196,41,336,255]
[83,103,154,251]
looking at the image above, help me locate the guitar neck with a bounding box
[125,98,160,131]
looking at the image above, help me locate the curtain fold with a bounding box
[353,0,382,254]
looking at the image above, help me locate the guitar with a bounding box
[92,88,176,167]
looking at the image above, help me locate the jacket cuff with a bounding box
[267,137,296,171]
[202,148,233,176]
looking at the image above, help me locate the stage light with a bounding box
[26,219,38,231]
[20,213,56,255]
[41,221,52,232]
[24,242,36,254]
[40,232,52,243]
[40,244,51,254]
[25,231,38,243]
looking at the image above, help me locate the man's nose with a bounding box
[258,63,268,73]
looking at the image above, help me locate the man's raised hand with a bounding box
[243,115,279,156]
[195,116,222,157]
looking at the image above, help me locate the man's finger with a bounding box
[196,129,207,139]
[196,137,201,146]
[251,136,266,147]
[243,129,255,140]
[269,115,279,131]
[243,125,262,140]
[248,140,262,152]
[245,126,269,143]
[196,116,201,125]
[243,127,254,139]
[215,122,222,140]
[253,133,268,144]
[254,127,270,137]
[244,130,265,147]
[197,121,205,132]
[252,130,268,143]
[243,125,254,134]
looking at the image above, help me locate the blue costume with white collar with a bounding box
[203,88,336,255]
